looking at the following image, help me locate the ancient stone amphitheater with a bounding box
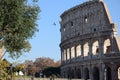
[60,0,120,80]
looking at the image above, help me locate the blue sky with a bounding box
[6,0,120,63]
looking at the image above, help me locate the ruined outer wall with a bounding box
[60,0,113,42]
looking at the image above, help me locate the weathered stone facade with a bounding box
[60,0,120,80]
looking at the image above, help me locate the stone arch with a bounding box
[63,49,66,61]
[84,68,89,80]
[63,71,65,78]
[84,42,89,56]
[67,69,71,78]
[76,69,81,79]
[71,46,75,58]
[76,44,81,57]
[67,48,70,60]
[104,38,111,54]
[118,67,120,79]
[92,40,99,55]
[104,67,112,80]
[71,69,75,78]
[93,67,99,80]
[67,68,74,79]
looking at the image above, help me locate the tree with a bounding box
[24,57,61,77]
[42,67,60,78]
[54,60,61,67]
[0,0,40,59]
[24,60,38,76]
[26,63,38,76]
[0,59,11,80]
[34,57,55,71]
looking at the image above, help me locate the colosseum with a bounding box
[60,0,120,80]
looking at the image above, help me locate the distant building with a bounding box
[60,0,120,80]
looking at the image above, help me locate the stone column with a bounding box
[110,33,114,53]
[100,63,105,80]
[75,46,77,58]
[81,40,84,59]
[61,49,62,62]
[89,63,93,80]
[65,49,67,61]
[74,45,77,62]
[99,37,104,57]
[99,38,104,80]
[61,49,64,62]
[88,39,92,59]
[81,65,84,79]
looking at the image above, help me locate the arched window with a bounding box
[61,50,64,61]
[93,67,99,80]
[104,67,112,80]
[92,40,99,55]
[71,46,75,58]
[84,42,89,56]
[76,45,81,57]
[84,16,88,23]
[118,67,120,79]
[67,48,70,60]
[76,69,81,79]
[63,26,66,32]
[63,49,66,61]
[104,39,111,54]
[70,21,74,27]
[84,68,89,80]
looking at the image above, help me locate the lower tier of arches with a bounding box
[61,61,120,80]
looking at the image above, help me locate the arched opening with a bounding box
[104,39,111,54]
[63,49,66,61]
[84,16,88,23]
[76,45,81,57]
[104,67,112,80]
[84,68,89,80]
[118,67,120,79]
[93,67,99,80]
[67,69,71,79]
[84,42,89,56]
[71,46,75,59]
[67,68,75,79]
[63,71,65,78]
[92,41,99,55]
[71,70,75,78]
[76,69,81,79]
[67,48,70,60]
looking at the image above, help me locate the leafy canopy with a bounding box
[0,0,40,59]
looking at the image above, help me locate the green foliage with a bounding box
[0,0,40,59]
[42,67,60,78]
[0,59,11,80]
[14,64,25,72]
